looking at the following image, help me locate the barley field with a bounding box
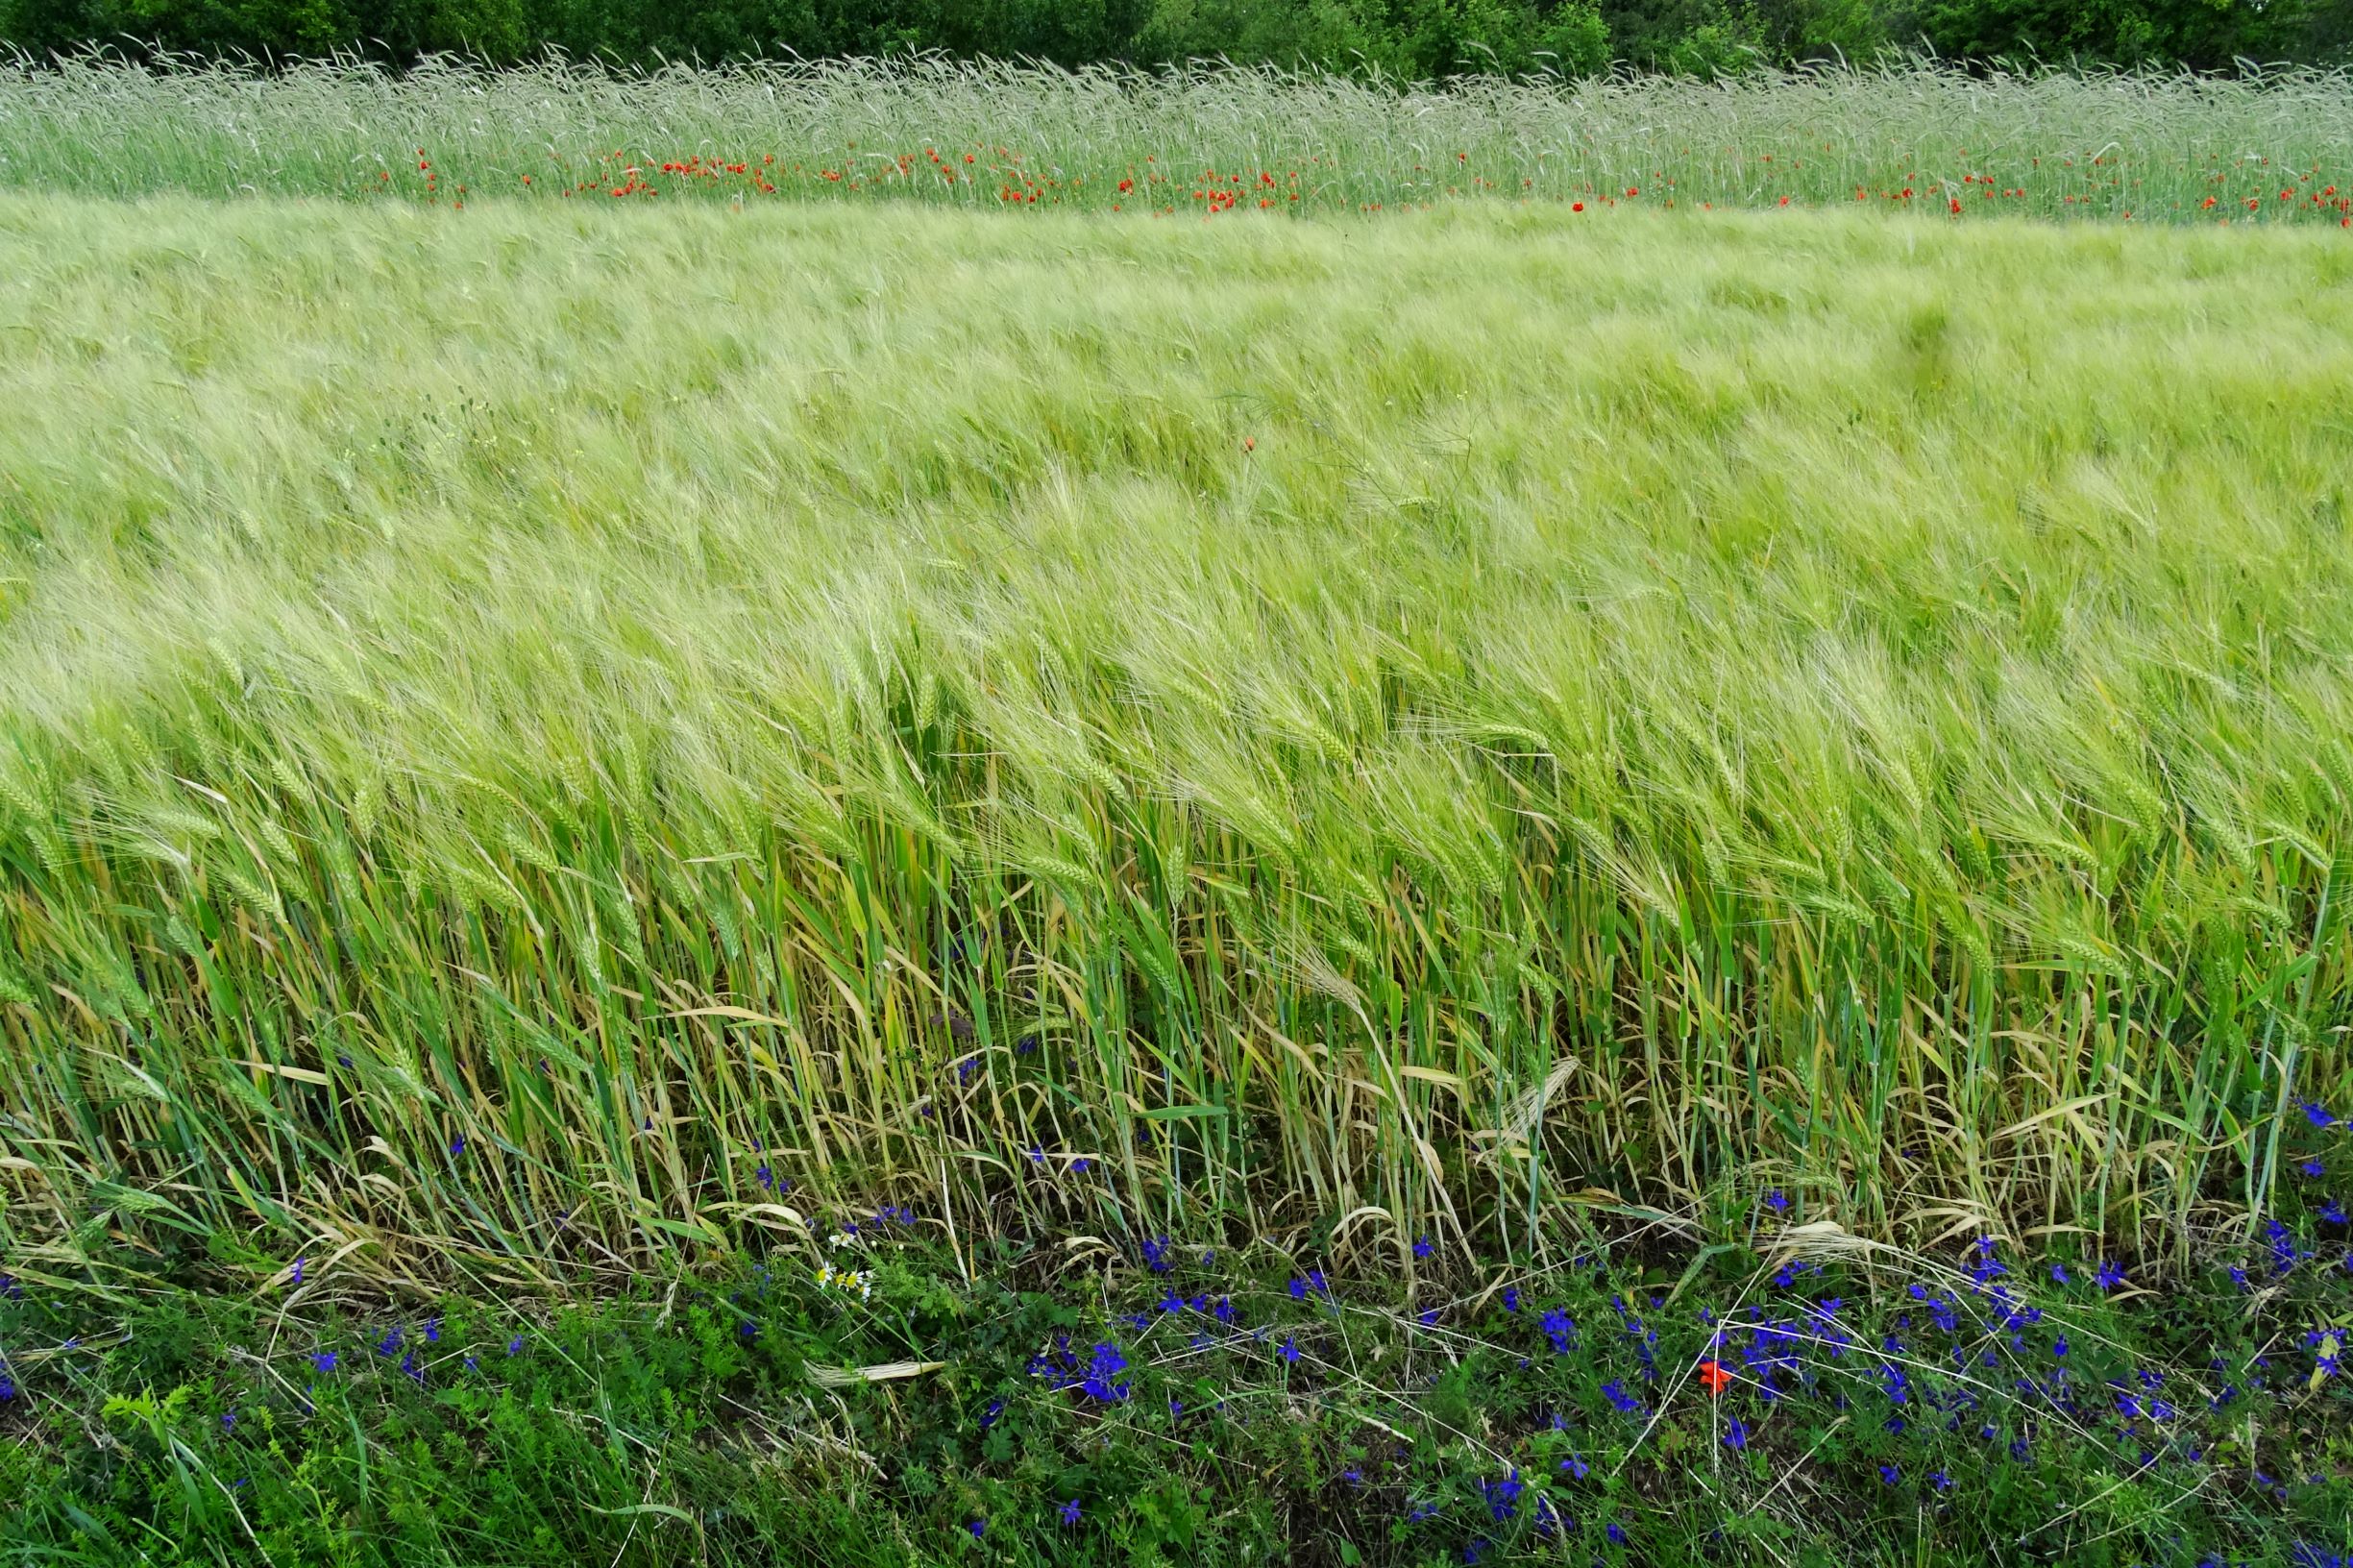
[3,56,2353,223]
[1,181,2349,1292]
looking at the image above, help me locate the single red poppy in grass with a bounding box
[1697,1360,1732,1396]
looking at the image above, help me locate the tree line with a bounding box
[3,0,2347,76]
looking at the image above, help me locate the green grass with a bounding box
[1,192,2349,1286]
[7,1209,2353,1566]
[2,57,2352,223]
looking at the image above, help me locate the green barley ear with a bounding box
[0,950,34,1009]
[502,821,562,877]
[351,778,379,842]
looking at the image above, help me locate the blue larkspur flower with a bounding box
[1413,1236,1434,1260]
[1481,1470,1524,1522]
[309,1350,337,1373]
[1059,1500,1081,1526]
[1079,1343,1131,1402]
[1280,1335,1301,1364]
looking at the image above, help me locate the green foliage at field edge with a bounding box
[5,1188,2353,1568]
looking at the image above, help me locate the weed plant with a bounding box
[6,1153,2353,1565]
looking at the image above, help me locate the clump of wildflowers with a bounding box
[1079,1342,1130,1401]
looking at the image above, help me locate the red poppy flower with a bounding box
[1697,1360,1732,1396]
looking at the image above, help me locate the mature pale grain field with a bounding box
[0,189,2347,1288]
